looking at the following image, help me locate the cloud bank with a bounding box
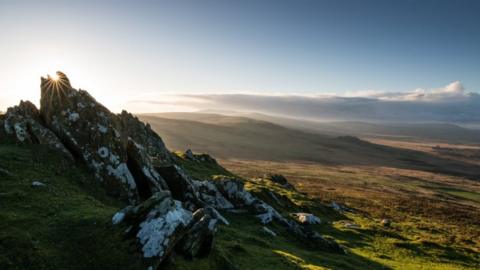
[129,81,480,123]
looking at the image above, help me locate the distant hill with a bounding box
[144,112,480,143]
[139,113,480,179]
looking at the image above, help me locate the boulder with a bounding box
[191,180,234,210]
[112,191,218,267]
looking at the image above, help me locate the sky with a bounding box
[0,0,479,119]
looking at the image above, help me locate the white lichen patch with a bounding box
[112,212,126,225]
[68,112,80,122]
[97,147,109,158]
[136,201,193,258]
[109,153,120,165]
[13,123,27,141]
[97,124,108,133]
[113,128,121,138]
[106,163,136,190]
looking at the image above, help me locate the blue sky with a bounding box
[0,0,479,112]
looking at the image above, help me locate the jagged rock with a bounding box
[118,111,172,166]
[3,100,73,160]
[176,207,218,259]
[191,180,234,210]
[292,213,321,225]
[213,178,256,207]
[112,191,218,267]
[126,138,168,199]
[155,165,203,210]
[39,72,168,202]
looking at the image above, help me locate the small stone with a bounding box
[31,181,46,187]
[292,213,321,225]
[381,219,391,227]
[344,222,360,229]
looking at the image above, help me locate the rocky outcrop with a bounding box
[112,191,218,267]
[2,100,73,160]
[155,165,203,211]
[118,111,172,166]
[2,71,346,268]
[39,72,167,202]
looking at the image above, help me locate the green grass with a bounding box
[435,187,480,203]
[0,143,144,270]
[1,143,479,269]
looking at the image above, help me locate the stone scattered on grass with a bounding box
[381,218,391,227]
[31,181,46,187]
[292,213,321,225]
[344,222,360,229]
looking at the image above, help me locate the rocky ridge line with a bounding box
[0,72,344,269]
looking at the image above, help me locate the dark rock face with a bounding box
[155,165,203,210]
[39,72,167,202]
[118,111,172,166]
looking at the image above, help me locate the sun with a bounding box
[50,73,60,81]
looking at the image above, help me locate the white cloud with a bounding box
[127,81,480,123]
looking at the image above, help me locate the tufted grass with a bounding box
[0,142,144,270]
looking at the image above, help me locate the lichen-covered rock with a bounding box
[39,72,169,202]
[192,180,234,210]
[213,178,256,207]
[112,191,218,267]
[126,138,169,199]
[155,165,203,210]
[176,207,218,259]
[3,100,73,159]
[118,111,172,166]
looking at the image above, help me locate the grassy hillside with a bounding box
[143,112,480,144]
[0,141,144,270]
[2,142,478,269]
[138,114,480,179]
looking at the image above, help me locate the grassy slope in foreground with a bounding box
[0,142,144,270]
[1,142,479,269]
